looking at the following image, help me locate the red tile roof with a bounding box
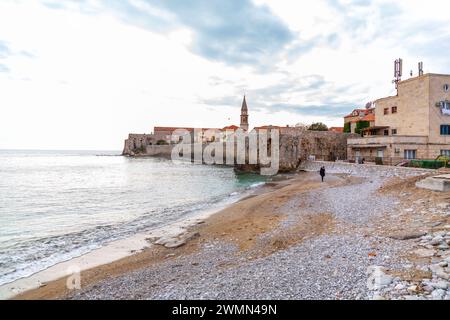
[154,127,194,133]
[361,114,375,122]
[222,125,240,131]
[344,108,375,118]
[154,127,222,133]
[329,127,344,133]
[254,125,287,130]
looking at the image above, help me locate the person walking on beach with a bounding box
[319,166,326,182]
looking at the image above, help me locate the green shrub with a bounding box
[410,160,445,169]
[343,122,351,133]
[355,121,370,135]
[308,122,328,131]
[156,140,169,145]
[436,155,449,167]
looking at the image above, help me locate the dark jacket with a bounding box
[320,168,326,177]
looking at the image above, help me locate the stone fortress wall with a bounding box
[123,129,358,173]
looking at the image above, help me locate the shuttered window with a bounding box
[441,125,450,135]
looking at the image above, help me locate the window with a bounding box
[441,150,450,157]
[392,106,397,114]
[384,108,389,115]
[404,150,417,160]
[355,150,361,163]
[441,101,450,115]
[441,125,450,135]
[392,129,398,135]
[444,84,449,92]
[377,149,384,158]
[384,129,389,136]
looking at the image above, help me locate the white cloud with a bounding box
[1,0,450,149]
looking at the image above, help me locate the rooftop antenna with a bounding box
[418,62,424,76]
[392,58,403,91]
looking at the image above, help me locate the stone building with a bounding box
[344,107,375,134]
[122,133,155,155]
[153,127,222,144]
[123,96,250,155]
[347,73,450,165]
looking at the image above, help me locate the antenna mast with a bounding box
[392,58,403,93]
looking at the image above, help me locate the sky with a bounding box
[1,0,450,150]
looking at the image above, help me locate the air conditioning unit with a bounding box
[395,148,401,153]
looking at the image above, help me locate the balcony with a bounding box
[348,135,429,148]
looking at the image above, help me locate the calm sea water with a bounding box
[0,150,266,286]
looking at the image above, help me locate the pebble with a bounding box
[414,248,435,258]
[431,281,448,290]
[60,169,447,301]
[407,285,418,293]
[394,284,406,290]
[422,285,434,293]
[431,222,442,227]
[431,236,443,246]
[403,295,422,300]
[436,271,449,280]
[432,289,446,299]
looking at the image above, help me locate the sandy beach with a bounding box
[7,166,450,300]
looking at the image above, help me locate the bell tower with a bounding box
[240,95,249,131]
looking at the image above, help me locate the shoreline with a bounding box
[0,176,275,300]
[7,166,449,300]
[9,171,357,300]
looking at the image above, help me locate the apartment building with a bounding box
[347,73,450,165]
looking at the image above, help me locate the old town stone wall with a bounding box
[123,129,357,174]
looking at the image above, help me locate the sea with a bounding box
[0,150,266,286]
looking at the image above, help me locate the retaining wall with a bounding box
[300,160,433,178]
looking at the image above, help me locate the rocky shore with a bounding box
[15,164,449,300]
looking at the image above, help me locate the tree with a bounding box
[308,122,329,131]
[156,140,169,145]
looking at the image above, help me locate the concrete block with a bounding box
[416,175,450,192]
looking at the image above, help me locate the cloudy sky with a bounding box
[1,0,450,150]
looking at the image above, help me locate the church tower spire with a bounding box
[240,95,249,131]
